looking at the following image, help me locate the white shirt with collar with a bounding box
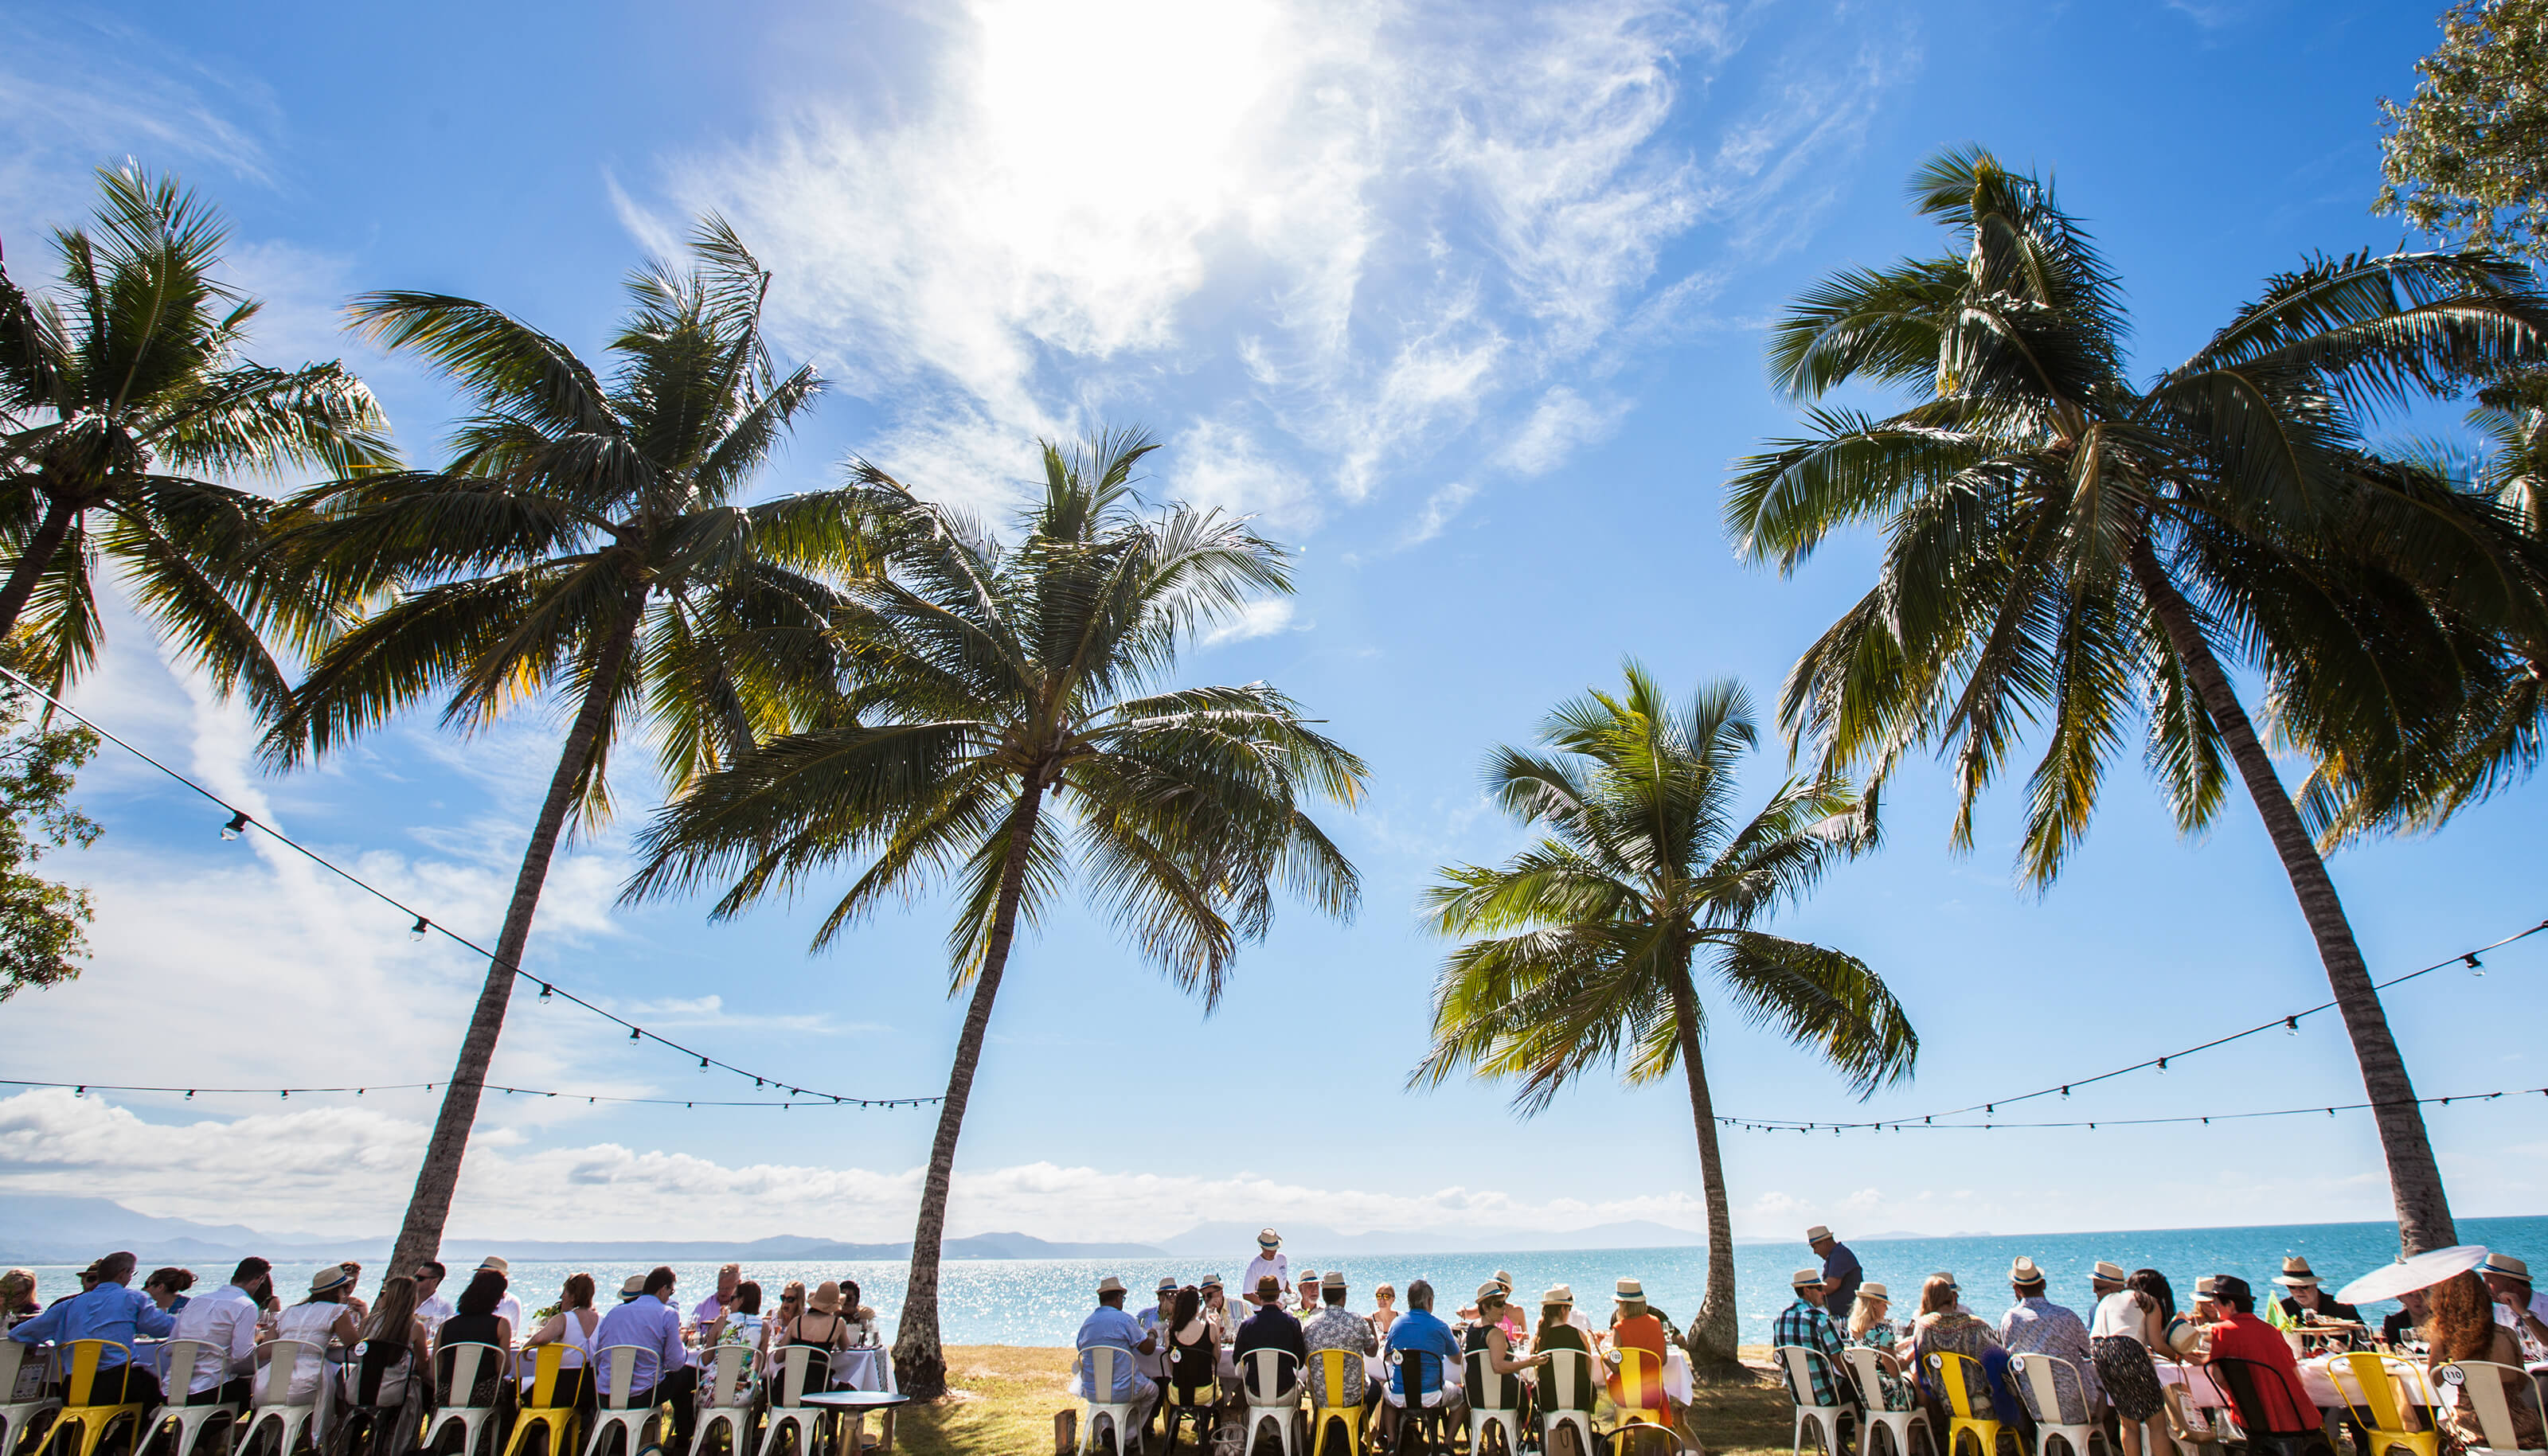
[494,1293,523,1335]
[416,1292,455,1330]
[170,1283,261,1394]
[1243,1252,1288,1303]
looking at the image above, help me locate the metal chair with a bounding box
[1237,1349,1301,1456]
[582,1347,667,1456]
[1844,1345,1931,1456]
[1538,1347,1599,1456]
[1390,1347,1452,1455]
[331,1335,424,1456]
[1077,1345,1140,1456]
[42,1341,151,1456]
[424,1341,509,1456]
[1305,1350,1361,1456]
[141,1340,244,1456]
[760,1347,830,1456]
[502,1343,585,1456]
[2324,1353,2438,1456]
[1612,1345,1674,1431]
[2435,1360,2547,1456]
[690,1345,752,1456]
[2206,1357,2334,1456]
[239,1341,326,1456]
[1928,1351,2003,1456]
[1464,1348,1522,1456]
[2007,1353,2100,1456]
[1777,1345,1859,1456]
[1157,1336,1217,1455]
[0,1341,62,1456]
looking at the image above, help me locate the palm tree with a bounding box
[0,164,393,706]
[264,217,861,1276]
[1413,664,1914,1378]
[1724,146,2548,1253]
[624,431,1366,1399]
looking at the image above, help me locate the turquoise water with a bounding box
[27,1215,2544,1346]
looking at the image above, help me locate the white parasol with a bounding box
[2333,1244,2491,1306]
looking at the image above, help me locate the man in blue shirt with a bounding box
[592,1266,698,1451]
[1075,1276,1158,1440]
[9,1251,177,1404]
[1808,1225,1862,1321]
[1379,1278,1465,1445]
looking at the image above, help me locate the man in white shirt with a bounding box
[1243,1230,1288,1310]
[170,1258,269,1406]
[412,1262,453,1332]
[476,1256,523,1333]
[2482,1253,2548,1361]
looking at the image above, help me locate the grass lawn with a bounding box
[892,1345,1800,1456]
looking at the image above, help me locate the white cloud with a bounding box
[1401,482,1476,547]
[0,14,279,222]
[1199,599,1303,648]
[1502,387,1628,476]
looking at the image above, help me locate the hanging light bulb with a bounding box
[221,810,252,841]
[538,983,554,1002]
[2464,954,2484,977]
[629,1026,643,1041]
[408,915,431,942]
[2285,1017,2300,1036]
[2155,1057,2168,1075]
[699,1056,710,1073]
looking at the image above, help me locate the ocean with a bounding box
[25,1214,2544,1347]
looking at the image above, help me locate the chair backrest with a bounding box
[1616,1345,1667,1413]
[0,1338,30,1398]
[769,1345,830,1409]
[1397,1347,1440,1406]
[1240,1348,1299,1405]
[1542,1347,1598,1414]
[1927,1350,1991,1421]
[350,1338,410,1409]
[594,1346,648,1409]
[1311,1349,1358,1409]
[2210,1356,2317,1438]
[1842,1346,1897,1411]
[254,1340,323,1411]
[2438,1360,2545,1455]
[2327,1353,2427,1435]
[1081,1345,1125,1404]
[435,1341,506,1411]
[61,1341,137,1407]
[2010,1353,2085,1425]
[701,1343,749,1408]
[1466,1348,1521,1414]
[518,1343,571,1410]
[157,1341,207,1403]
[1779,1345,1850,1411]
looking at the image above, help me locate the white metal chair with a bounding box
[2437,1360,2548,1456]
[1464,1348,1522,1456]
[1539,1347,1600,1456]
[425,1342,510,1456]
[240,1341,326,1456]
[690,1346,752,1456]
[760,1346,829,1456]
[583,1347,667,1456]
[142,1340,244,1456]
[1077,1345,1141,1456]
[0,1340,61,1456]
[1238,1348,1302,1456]
[1845,1346,1932,1456]
[1776,1345,1860,1456]
[2007,1354,2101,1456]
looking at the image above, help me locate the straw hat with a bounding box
[1543,1285,1573,1306]
[1616,1278,1644,1300]
[1096,1276,1127,1296]
[1258,1228,1281,1248]
[2484,1254,2531,1282]
[477,1256,508,1274]
[1792,1269,1824,1289]
[1806,1225,1834,1243]
[1476,1281,1506,1305]
[2192,1276,2219,1299]
[810,1281,843,1313]
[1860,1282,1890,1302]
[1494,1271,1514,1289]
[1157,1277,1180,1294]
[2092,1261,2129,1285]
[1298,1270,1319,1285]
[1322,1271,1346,1292]
[2272,1257,2319,1289]
[2008,1257,2046,1287]
[619,1275,647,1300]
[1256,1276,1283,1302]
[1201,1274,1224,1290]
[309,1264,354,1295]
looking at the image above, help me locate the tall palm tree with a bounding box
[1724,146,2548,1253]
[0,165,393,706]
[625,431,1366,1399]
[1413,664,1913,1377]
[264,217,862,1275]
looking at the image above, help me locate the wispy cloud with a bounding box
[1402,482,1477,547]
[1199,599,1303,648]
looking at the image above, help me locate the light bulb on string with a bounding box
[408,915,430,942]
[2155,1058,2167,1075]
[2464,954,2484,977]
[699,1056,710,1073]
[629,1027,642,1041]
[2284,1017,2299,1036]
[221,810,250,841]
[538,983,553,1002]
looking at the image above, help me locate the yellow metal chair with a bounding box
[502,1343,584,1456]
[49,1341,150,1456]
[1611,1346,1674,1430]
[2326,1353,2437,1456]
[1929,1351,2003,1456]
[1307,1350,1362,1456]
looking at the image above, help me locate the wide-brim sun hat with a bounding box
[810,1281,843,1313]
[2273,1256,2319,1288]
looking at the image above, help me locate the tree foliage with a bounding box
[0,664,100,1002]
[2379,0,2548,258]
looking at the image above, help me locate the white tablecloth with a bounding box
[2152,1357,2422,1413]
[831,1348,886,1392]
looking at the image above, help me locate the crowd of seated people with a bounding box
[1,1251,892,1456]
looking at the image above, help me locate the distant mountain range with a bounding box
[1,1195,1863,1267]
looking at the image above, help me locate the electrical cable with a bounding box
[0,1076,931,1108]
[0,666,939,1110]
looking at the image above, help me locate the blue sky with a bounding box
[3,0,2542,1253]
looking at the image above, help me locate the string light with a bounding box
[408,915,431,942]
[0,1076,929,1110]
[221,810,250,840]
[1711,1083,2548,1134]
[2465,954,2484,976]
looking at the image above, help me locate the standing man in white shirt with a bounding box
[476,1257,523,1334]
[1244,1230,1288,1310]
[170,1258,270,1406]
[412,1262,453,1333]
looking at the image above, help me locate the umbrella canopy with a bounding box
[2334,1245,2490,1306]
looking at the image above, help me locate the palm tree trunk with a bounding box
[0,494,83,643]
[2128,539,2456,1253]
[1670,975,1748,1380]
[386,587,647,1275]
[891,779,1046,1403]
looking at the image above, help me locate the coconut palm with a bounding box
[1724,146,2548,1253]
[264,217,861,1275]
[624,431,1366,1399]
[0,164,393,706]
[1413,664,1913,1376]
